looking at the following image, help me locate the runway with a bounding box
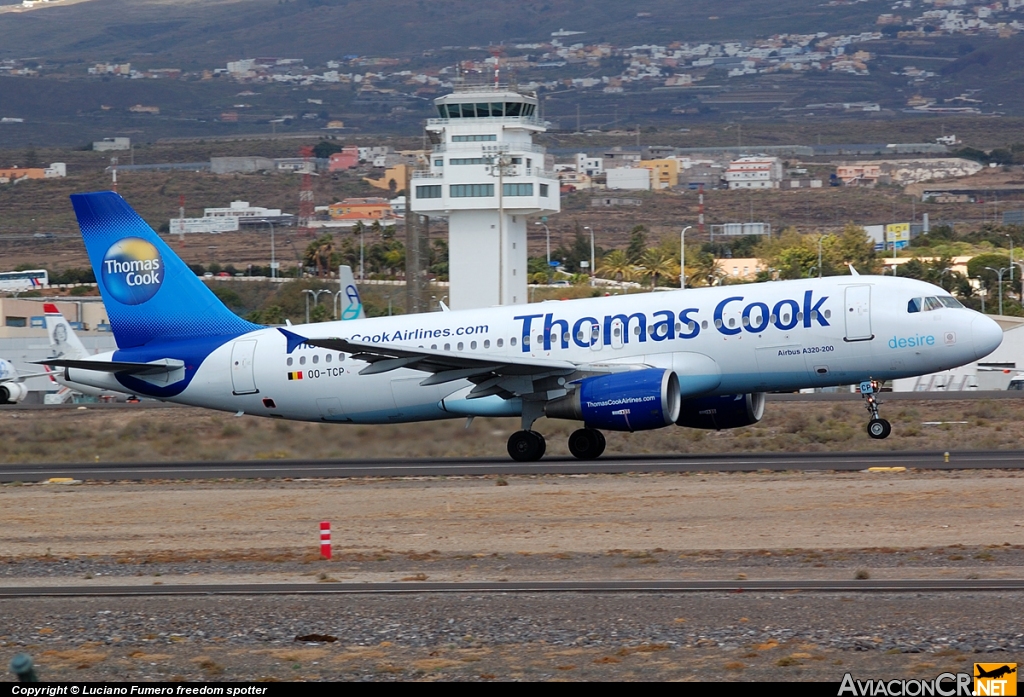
[3,578,1024,598]
[2,449,1023,482]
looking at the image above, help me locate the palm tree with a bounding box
[638,249,680,289]
[687,251,724,287]
[597,249,637,282]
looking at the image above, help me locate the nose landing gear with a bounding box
[860,380,891,439]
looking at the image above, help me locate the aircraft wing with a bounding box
[34,358,185,376]
[303,335,584,399]
[0,371,50,382]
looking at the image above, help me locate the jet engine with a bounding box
[0,381,28,405]
[545,369,681,432]
[676,392,765,430]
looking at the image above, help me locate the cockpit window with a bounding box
[909,296,962,312]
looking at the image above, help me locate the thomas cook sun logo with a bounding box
[101,237,163,305]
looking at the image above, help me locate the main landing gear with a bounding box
[506,427,608,462]
[860,379,892,439]
[568,428,606,460]
[507,401,608,462]
[507,430,546,461]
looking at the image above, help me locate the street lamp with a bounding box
[303,289,332,324]
[583,226,595,286]
[267,222,277,279]
[984,266,1008,316]
[535,221,551,283]
[816,233,832,279]
[1005,233,1014,285]
[680,225,691,288]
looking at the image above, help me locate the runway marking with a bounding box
[2,579,1024,598]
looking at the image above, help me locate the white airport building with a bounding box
[411,86,560,309]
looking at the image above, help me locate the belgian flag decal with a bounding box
[287,371,303,380]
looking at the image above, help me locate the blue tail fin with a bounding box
[71,191,260,349]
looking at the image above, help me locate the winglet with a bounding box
[848,263,860,276]
[278,328,308,354]
[439,301,451,312]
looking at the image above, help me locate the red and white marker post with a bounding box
[319,521,331,560]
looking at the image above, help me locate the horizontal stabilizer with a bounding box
[35,358,185,376]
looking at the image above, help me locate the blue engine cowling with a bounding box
[545,369,681,432]
[675,392,765,430]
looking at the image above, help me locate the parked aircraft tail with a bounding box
[337,265,365,320]
[43,303,88,359]
[70,191,259,349]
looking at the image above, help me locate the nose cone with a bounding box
[972,314,1003,360]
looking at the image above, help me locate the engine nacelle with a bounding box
[676,392,765,430]
[0,381,28,404]
[545,369,681,432]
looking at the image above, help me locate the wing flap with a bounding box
[35,358,185,376]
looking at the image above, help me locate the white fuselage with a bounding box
[64,276,1001,425]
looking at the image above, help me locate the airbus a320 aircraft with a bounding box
[41,192,1003,461]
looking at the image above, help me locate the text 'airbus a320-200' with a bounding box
[39,192,1003,461]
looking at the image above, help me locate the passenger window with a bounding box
[471,341,477,350]
[287,357,293,366]
[498,338,504,347]
[338,353,345,361]
[312,355,319,364]
[824,309,831,319]
[908,298,921,313]
[511,337,517,346]
[701,320,708,330]
[325,354,332,363]
[299,356,306,365]
[782,313,790,324]
[484,340,490,348]
[458,342,464,351]
[444,343,450,351]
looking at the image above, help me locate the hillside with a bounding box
[0,0,889,64]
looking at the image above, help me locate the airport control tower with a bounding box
[411,86,560,310]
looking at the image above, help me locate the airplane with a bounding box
[0,357,51,404]
[39,191,1003,461]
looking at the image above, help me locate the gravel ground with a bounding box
[2,592,1022,681]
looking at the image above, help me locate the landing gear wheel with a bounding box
[867,418,891,439]
[568,428,607,460]
[507,430,546,462]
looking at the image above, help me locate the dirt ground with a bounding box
[2,470,1022,571]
